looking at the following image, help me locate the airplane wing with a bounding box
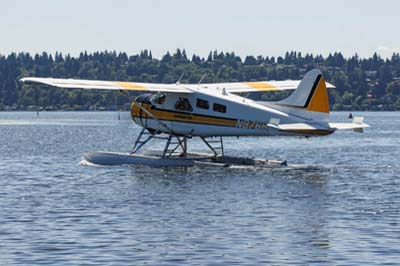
[202,80,335,93]
[19,77,191,93]
[20,77,335,94]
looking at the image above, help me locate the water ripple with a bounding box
[0,111,399,265]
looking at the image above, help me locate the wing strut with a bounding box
[199,73,207,84]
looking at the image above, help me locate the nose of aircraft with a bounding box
[130,93,153,125]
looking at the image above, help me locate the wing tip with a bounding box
[19,77,36,85]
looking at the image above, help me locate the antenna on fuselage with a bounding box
[176,73,185,85]
[199,73,207,85]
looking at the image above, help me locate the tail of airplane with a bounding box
[279,69,330,114]
[276,69,369,132]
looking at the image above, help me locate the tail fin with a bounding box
[279,69,329,113]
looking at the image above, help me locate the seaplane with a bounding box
[20,69,369,167]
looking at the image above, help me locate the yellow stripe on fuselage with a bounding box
[131,103,237,127]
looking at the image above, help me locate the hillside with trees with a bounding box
[1,49,400,111]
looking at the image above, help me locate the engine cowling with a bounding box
[130,94,153,127]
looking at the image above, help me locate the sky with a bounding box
[1,0,399,59]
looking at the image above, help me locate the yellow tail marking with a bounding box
[307,76,329,113]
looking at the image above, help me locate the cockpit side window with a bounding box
[174,97,193,112]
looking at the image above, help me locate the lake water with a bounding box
[0,111,399,265]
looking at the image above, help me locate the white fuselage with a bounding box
[130,87,333,137]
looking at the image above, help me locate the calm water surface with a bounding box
[0,111,399,265]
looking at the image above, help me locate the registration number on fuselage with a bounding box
[236,119,269,130]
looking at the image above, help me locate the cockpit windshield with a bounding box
[151,93,166,105]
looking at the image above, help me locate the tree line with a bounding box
[1,49,400,111]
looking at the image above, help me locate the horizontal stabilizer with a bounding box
[267,122,335,136]
[329,116,369,133]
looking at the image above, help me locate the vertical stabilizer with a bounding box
[279,69,329,114]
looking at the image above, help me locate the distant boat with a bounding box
[348,113,353,119]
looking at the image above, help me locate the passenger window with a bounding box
[196,98,209,109]
[213,103,227,113]
[174,97,193,112]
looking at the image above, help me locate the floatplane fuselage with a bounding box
[131,89,333,138]
[130,70,342,138]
